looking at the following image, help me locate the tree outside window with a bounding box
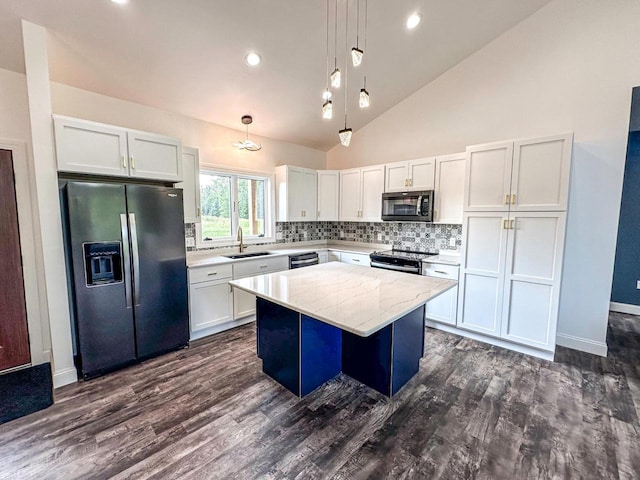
[199,171,269,243]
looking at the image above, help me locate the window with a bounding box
[199,169,272,245]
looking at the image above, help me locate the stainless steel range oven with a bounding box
[369,249,437,275]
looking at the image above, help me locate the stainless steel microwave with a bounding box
[381,190,434,222]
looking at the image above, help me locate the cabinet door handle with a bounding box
[259,264,268,268]
[229,284,232,294]
[122,155,127,168]
[197,207,201,217]
[352,258,360,262]
[207,272,218,276]
[131,156,135,169]
[503,219,509,229]
[510,219,515,229]
[504,194,509,205]
[404,179,408,187]
[434,270,448,275]
[511,194,516,205]
[409,178,413,187]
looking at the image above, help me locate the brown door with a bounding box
[0,149,30,371]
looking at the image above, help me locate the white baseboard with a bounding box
[609,301,640,316]
[424,320,555,361]
[190,316,255,341]
[53,367,78,389]
[556,333,608,357]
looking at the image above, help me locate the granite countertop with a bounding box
[187,242,383,268]
[230,262,456,337]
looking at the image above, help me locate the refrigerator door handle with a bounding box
[120,214,133,309]
[129,213,141,306]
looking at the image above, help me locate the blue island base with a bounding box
[256,298,425,397]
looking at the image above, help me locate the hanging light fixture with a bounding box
[330,0,340,88]
[338,0,352,147]
[351,0,363,66]
[322,0,333,119]
[232,115,262,151]
[359,0,370,109]
[359,77,370,108]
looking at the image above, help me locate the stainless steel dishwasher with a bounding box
[289,252,319,269]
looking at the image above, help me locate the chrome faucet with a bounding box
[237,226,246,253]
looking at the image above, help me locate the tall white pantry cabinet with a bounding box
[457,134,573,356]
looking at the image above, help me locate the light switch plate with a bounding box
[185,237,195,247]
[449,237,456,247]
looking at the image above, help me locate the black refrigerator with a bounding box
[61,181,189,379]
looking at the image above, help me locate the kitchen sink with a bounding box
[224,251,273,259]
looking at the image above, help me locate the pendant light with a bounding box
[232,115,262,151]
[359,0,370,109]
[359,76,370,108]
[322,0,333,119]
[329,0,340,89]
[351,0,363,66]
[339,0,352,147]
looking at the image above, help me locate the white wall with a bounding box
[328,0,640,355]
[50,83,327,173]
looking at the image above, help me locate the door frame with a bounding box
[0,139,48,368]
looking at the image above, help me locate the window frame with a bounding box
[196,166,275,249]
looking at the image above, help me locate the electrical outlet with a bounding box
[449,237,456,247]
[185,237,195,247]
[376,232,382,241]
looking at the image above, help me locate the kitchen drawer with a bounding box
[340,252,370,266]
[189,264,233,284]
[233,255,289,278]
[423,264,459,279]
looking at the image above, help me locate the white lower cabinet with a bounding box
[318,251,329,263]
[339,252,370,266]
[232,256,289,319]
[188,264,234,340]
[233,286,257,320]
[424,264,459,326]
[457,211,565,351]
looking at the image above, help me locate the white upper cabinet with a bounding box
[54,116,129,177]
[339,168,363,221]
[464,141,513,211]
[53,115,183,182]
[275,165,318,222]
[464,134,572,212]
[384,157,435,192]
[340,165,384,222]
[434,153,465,224]
[127,131,183,182]
[510,135,572,211]
[317,170,340,221]
[176,147,200,223]
[360,166,385,221]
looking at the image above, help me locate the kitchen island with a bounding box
[230,262,456,397]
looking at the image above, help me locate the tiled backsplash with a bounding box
[185,221,462,252]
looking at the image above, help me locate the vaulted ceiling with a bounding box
[0,0,551,150]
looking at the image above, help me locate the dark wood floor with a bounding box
[1,312,638,480]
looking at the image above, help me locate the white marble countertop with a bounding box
[230,262,456,337]
[187,242,383,268]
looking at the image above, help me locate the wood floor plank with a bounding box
[0,313,639,480]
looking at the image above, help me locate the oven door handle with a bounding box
[370,261,420,273]
[291,257,319,266]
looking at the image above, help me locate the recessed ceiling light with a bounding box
[245,52,261,67]
[110,0,129,5]
[406,13,422,30]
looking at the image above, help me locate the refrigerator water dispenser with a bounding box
[83,242,123,286]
